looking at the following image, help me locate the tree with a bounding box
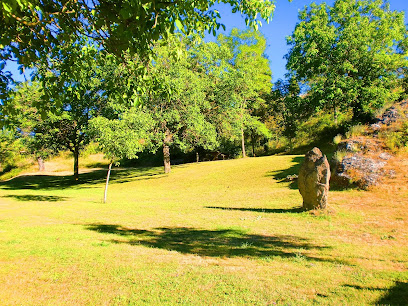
[146,35,219,173]
[0,0,276,113]
[34,42,110,180]
[270,78,307,151]
[217,28,272,157]
[90,108,155,203]
[5,81,57,171]
[286,0,408,122]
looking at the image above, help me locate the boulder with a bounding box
[331,154,386,190]
[298,147,330,210]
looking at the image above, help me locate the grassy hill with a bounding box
[0,155,407,304]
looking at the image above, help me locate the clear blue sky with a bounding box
[6,0,408,83]
[208,0,408,82]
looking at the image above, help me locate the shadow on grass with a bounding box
[265,156,304,190]
[0,167,164,191]
[344,282,408,305]
[205,206,304,214]
[2,194,68,202]
[85,224,333,261]
[377,282,408,305]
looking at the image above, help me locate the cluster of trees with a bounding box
[1,0,407,192]
[3,28,272,178]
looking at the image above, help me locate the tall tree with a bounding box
[146,35,219,173]
[217,28,272,157]
[5,81,57,171]
[270,78,307,151]
[34,42,109,180]
[286,0,408,122]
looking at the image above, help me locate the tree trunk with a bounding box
[74,147,79,181]
[103,162,113,203]
[163,143,171,174]
[241,127,246,158]
[37,157,45,172]
[196,152,199,163]
[334,104,338,125]
[251,134,256,157]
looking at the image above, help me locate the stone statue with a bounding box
[298,147,330,210]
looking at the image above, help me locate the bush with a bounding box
[346,125,367,138]
[333,134,342,145]
[380,122,408,153]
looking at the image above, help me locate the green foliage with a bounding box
[380,121,408,153]
[0,128,21,172]
[286,0,408,123]
[89,108,155,162]
[269,78,307,149]
[345,124,367,139]
[212,29,272,156]
[333,150,347,163]
[0,0,275,115]
[333,134,342,145]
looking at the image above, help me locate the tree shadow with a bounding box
[205,206,304,214]
[343,282,408,305]
[2,194,68,202]
[377,282,408,305]
[85,224,334,261]
[265,156,304,190]
[0,167,163,191]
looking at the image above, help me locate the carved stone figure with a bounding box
[298,147,330,210]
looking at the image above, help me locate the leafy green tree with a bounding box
[90,108,155,203]
[146,35,219,173]
[5,81,56,171]
[34,42,110,180]
[270,78,307,151]
[286,0,408,122]
[217,28,272,157]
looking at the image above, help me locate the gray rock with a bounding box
[375,106,401,126]
[331,154,386,190]
[379,152,393,160]
[298,147,330,210]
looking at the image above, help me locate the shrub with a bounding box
[346,125,366,138]
[333,134,342,145]
[380,122,408,153]
[333,150,347,163]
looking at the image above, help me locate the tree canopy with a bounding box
[0,0,276,111]
[286,0,408,122]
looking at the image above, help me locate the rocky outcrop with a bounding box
[331,155,386,190]
[371,101,408,131]
[298,147,330,210]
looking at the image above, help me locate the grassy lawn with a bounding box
[0,155,407,305]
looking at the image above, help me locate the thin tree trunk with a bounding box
[163,143,171,174]
[334,104,338,125]
[104,161,113,203]
[37,157,45,171]
[251,134,256,157]
[241,127,246,158]
[74,147,79,181]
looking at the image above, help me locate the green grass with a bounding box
[0,155,407,305]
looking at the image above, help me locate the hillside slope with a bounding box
[0,154,407,304]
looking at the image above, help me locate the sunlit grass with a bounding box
[0,155,407,305]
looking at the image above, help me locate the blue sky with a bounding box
[208,0,408,82]
[6,0,408,83]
